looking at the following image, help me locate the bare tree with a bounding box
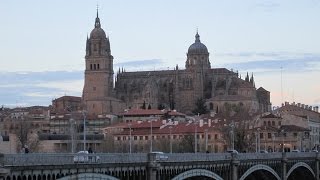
[14,117,39,153]
[178,134,194,153]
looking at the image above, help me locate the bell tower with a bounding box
[82,10,115,115]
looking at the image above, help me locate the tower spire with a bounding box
[94,5,101,28]
[195,30,200,43]
[96,4,99,18]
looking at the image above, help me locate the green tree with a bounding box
[192,98,209,115]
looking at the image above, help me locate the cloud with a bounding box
[0,71,84,107]
[254,1,280,12]
[216,52,320,74]
[114,59,164,71]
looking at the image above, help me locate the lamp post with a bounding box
[169,126,173,153]
[272,133,275,152]
[257,128,261,152]
[69,118,75,153]
[82,111,87,151]
[281,129,285,152]
[205,129,208,152]
[149,117,154,153]
[230,121,235,151]
[128,123,132,153]
[194,120,198,153]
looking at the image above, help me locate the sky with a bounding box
[0,0,320,108]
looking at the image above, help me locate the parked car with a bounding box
[226,150,239,154]
[260,150,268,153]
[151,152,168,161]
[73,151,100,163]
[291,149,300,153]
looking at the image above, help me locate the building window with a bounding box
[208,134,211,140]
[264,121,266,126]
[278,121,281,126]
[97,64,100,69]
[94,64,96,70]
[94,44,97,51]
[139,136,143,140]
[260,133,264,139]
[134,136,137,140]
[90,64,92,70]
[214,134,218,140]
[272,121,275,126]
[268,133,271,139]
[293,133,297,137]
[145,136,148,140]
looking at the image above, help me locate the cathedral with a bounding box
[83,11,271,116]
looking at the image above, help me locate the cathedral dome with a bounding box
[89,11,106,39]
[188,32,208,54]
[90,28,106,39]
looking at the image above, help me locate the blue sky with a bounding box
[1,0,320,108]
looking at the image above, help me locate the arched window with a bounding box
[272,121,275,126]
[209,103,214,110]
[97,64,100,69]
[94,64,96,70]
[90,64,92,70]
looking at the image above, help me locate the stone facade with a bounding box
[83,11,271,116]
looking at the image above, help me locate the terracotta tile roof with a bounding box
[280,125,310,132]
[114,120,222,136]
[261,113,280,119]
[118,109,185,117]
[54,96,81,101]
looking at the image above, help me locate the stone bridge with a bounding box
[0,152,319,180]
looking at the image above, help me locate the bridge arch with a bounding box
[286,162,315,179]
[171,169,223,180]
[57,173,119,180]
[239,164,281,180]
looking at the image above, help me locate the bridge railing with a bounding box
[2,152,318,166]
[2,153,148,166]
[165,153,232,162]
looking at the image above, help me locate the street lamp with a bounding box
[128,123,132,153]
[149,116,155,153]
[230,121,235,151]
[169,126,173,153]
[205,129,208,152]
[281,129,285,152]
[272,133,275,152]
[257,128,261,152]
[82,111,87,151]
[69,118,75,153]
[194,120,198,153]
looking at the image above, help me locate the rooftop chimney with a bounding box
[297,103,301,107]
[199,119,204,127]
